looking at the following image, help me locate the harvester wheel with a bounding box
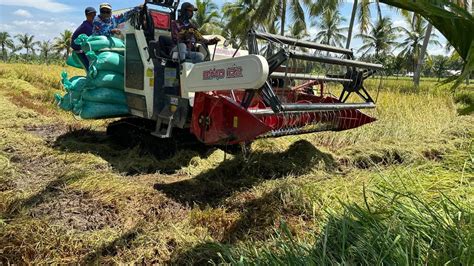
[106,117,208,159]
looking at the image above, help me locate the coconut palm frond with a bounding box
[380,0,474,89]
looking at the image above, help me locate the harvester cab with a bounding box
[119,0,384,146]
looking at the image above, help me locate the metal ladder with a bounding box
[151,108,174,138]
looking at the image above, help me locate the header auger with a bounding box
[59,0,385,147]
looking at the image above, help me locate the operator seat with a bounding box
[158,35,174,59]
[148,35,174,60]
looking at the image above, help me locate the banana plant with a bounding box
[380,0,474,89]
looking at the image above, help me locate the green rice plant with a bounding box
[305,90,458,151]
[217,184,474,265]
[454,89,474,115]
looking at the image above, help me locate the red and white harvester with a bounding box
[112,0,383,147]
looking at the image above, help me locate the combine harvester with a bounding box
[58,0,384,149]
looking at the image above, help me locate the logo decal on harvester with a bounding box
[226,66,243,78]
[203,65,243,80]
[203,68,225,80]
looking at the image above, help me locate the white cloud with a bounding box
[428,45,449,56]
[0,0,71,12]
[0,23,14,32]
[7,18,77,42]
[308,27,318,38]
[13,9,32,18]
[392,19,409,30]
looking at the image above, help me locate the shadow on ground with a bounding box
[82,224,145,264]
[44,137,336,263]
[154,140,337,207]
[171,188,314,264]
[6,169,87,216]
[458,104,473,115]
[53,127,213,175]
[455,91,474,115]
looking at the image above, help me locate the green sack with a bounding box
[55,82,86,112]
[66,52,86,69]
[81,87,127,105]
[73,100,129,119]
[54,93,74,111]
[89,71,124,90]
[75,34,125,52]
[61,72,87,92]
[87,51,124,77]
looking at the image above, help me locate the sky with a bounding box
[0,0,448,55]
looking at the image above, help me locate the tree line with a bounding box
[0,30,72,64]
[0,0,467,80]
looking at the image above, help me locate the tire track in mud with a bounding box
[0,88,190,233]
[0,91,123,230]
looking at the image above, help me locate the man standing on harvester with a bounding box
[71,7,96,67]
[92,3,142,37]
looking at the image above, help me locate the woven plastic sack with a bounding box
[75,34,125,52]
[81,87,127,105]
[54,93,74,111]
[73,100,129,119]
[66,52,86,69]
[89,71,124,90]
[61,72,87,92]
[87,51,124,77]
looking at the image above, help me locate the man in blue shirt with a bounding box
[92,3,141,37]
[71,7,96,67]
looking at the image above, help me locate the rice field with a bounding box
[0,63,472,264]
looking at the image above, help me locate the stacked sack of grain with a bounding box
[55,34,129,119]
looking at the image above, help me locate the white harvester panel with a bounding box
[180,54,269,98]
[124,31,155,119]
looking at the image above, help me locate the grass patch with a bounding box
[455,89,474,115]
[217,184,473,265]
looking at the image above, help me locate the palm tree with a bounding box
[222,0,312,40]
[396,14,440,73]
[0,32,14,61]
[389,55,405,78]
[311,0,383,48]
[53,30,72,60]
[286,21,308,39]
[431,55,450,81]
[380,0,474,90]
[414,0,472,85]
[222,0,266,41]
[356,17,399,61]
[39,40,53,63]
[192,0,222,35]
[4,42,21,62]
[276,0,313,36]
[314,9,347,47]
[15,33,39,57]
[413,22,432,86]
